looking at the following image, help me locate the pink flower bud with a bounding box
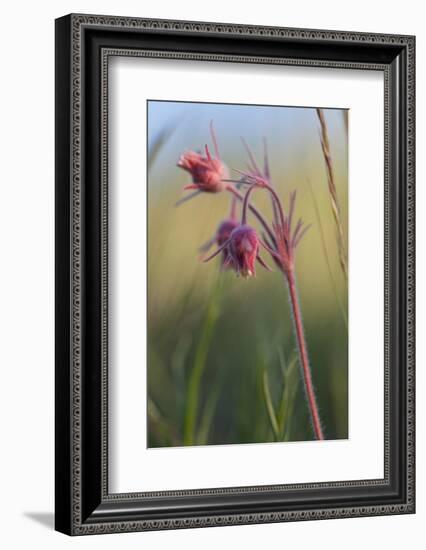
[177,145,229,193]
[203,222,271,277]
[227,224,260,278]
[216,219,239,270]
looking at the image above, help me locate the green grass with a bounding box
[183,278,223,445]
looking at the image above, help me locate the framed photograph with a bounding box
[55,14,415,535]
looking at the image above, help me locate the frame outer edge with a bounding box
[61,13,415,535]
[55,14,73,536]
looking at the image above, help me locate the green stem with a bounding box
[277,355,298,441]
[183,281,222,445]
[262,370,280,441]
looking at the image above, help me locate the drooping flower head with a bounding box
[227,224,259,278]
[217,219,239,247]
[203,223,271,278]
[198,189,239,270]
[216,218,239,270]
[177,122,229,197]
[199,218,239,271]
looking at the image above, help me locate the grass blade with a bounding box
[148,118,181,167]
[262,369,280,441]
[276,353,299,441]
[183,280,222,445]
[148,397,179,447]
[196,382,220,445]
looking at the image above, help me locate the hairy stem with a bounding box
[226,185,275,241]
[241,185,256,225]
[286,270,324,440]
[261,182,286,229]
[241,182,286,232]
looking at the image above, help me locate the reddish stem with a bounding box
[260,182,286,230]
[230,179,323,439]
[286,270,324,440]
[241,183,285,232]
[226,185,275,241]
[241,185,256,225]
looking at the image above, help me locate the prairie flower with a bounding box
[203,224,271,278]
[177,148,228,193]
[229,225,259,277]
[177,122,229,201]
[199,218,239,271]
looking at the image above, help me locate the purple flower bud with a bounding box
[203,223,271,277]
[216,219,239,246]
[216,219,239,271]
[227,224,259,278]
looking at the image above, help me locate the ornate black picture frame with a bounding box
[55,13,415,535]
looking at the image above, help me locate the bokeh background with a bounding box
[147,100,348,447]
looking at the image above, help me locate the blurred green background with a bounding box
[147,101,348,447]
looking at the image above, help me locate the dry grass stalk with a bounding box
[316,108,348,279]
[307,179,348,330]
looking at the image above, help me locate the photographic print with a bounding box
[147,100,349,448]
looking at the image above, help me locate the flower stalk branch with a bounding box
[225,183,275,242]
